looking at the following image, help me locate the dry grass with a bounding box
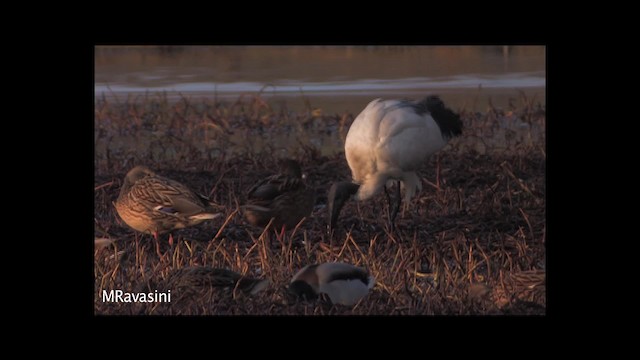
[94,92,546,315]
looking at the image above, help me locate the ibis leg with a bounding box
[389,181,401,231]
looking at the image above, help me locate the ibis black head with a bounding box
[327,181,360,234]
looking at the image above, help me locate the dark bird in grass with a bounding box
[114,166,222,251]
[242,159,315,231]
[328,95,463,233]
[288,262,375,306]
[164,267,270,297]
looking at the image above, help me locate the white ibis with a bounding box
[289,262,375,306]
[328,95,462,232]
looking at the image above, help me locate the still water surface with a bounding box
[95,46,545,114]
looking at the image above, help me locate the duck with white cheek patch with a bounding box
[289,262,375,306]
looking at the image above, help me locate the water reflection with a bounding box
[95,46,545,113]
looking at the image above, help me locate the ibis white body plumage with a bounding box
[345,98,448,203]
[328,95,463,231]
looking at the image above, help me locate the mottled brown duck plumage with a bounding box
[114,166,222,235]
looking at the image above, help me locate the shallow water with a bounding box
[95,46,545,114]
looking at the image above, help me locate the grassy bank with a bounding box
[94,92,545,315]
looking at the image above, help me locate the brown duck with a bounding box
[164,267,270,297]
[114,166,222,237]
[242,159,315,230]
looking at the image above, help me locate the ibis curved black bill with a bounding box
[327,181,360,233]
